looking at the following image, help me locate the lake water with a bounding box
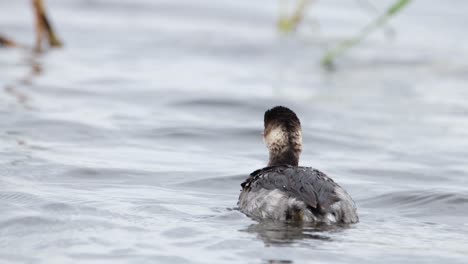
[1,0,468,263]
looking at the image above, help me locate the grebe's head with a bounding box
[263,106,302,166]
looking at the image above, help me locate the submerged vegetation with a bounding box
[278,0,412,67]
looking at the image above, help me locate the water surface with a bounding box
[1,0,468,263]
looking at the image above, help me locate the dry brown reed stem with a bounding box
[32,0,62,52]
[0,35,18,47]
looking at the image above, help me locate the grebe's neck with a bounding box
[268,148,299,166]
[265,126,302,167]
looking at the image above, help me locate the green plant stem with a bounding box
[321,0,411,67]
[278,0,311,33]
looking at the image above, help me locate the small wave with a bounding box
[360,190,468,218]
[61,167,147,181]
[41,202,75,212]
[173,98,246,108]
[0,216,60,229]
[0,191,44,204]
[241,221,338,246]
[173,174,246,192]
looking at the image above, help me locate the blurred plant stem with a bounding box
[32,0,62,52]
[0,35,18,47]
[321,0,412,67]
[355,0,395,38]
[0,0,62,51]
[278,0,311,33]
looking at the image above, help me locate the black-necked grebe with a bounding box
[238,106,358,224]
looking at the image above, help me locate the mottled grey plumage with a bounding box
[238,166,358,224]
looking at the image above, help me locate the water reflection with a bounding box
[3,52,43,110]
[265,260,293,264]
[242,221,349,246]
[20,56,43,84]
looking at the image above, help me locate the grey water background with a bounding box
[1,0,468,263]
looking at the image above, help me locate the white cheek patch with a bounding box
[265,126,287,148]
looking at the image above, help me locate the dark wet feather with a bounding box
[241,166,340,212]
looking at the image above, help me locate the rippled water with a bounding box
[1,0,468,263]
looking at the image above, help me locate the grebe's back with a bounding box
[239,165,358,223]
